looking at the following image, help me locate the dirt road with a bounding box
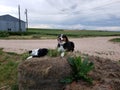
[0,36,120,61]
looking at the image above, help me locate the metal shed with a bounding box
[0,14,26,32]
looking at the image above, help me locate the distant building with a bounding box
[0,14,26,32]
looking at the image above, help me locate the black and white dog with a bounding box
[27,48,48,59]
[57,34,75,57]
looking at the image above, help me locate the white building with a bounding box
[0,14,26,32]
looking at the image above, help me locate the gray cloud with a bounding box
[0,0,120,31]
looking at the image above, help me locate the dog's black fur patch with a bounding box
[63,41,74,52]
[29,48,48,57]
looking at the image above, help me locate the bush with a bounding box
[60,56,94,84]
[0,31,9,37]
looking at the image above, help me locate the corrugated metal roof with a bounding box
[0,14,25,23]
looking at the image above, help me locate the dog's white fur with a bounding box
[27,48,48,59]
[27,49,39,59]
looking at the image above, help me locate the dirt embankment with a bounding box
[18,56,120,90]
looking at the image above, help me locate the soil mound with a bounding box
[18,57,72,90]
[18,56,120,90]
[65,56,120,90]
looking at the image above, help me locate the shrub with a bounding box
[0,31,9,37]
[60,56,94,84]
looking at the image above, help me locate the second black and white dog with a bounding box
[57,34,75,57]
[27,48,48,59]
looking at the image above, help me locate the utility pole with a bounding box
[18,5,21,32]
[25,9,28,31]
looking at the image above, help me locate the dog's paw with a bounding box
[61,52,65,57]
[27,56,33,60]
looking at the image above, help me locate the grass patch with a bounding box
[0,48,4,55]
[47,49,60,57]
[109,38,120,43]
[0,48,27,90]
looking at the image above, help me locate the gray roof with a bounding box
[0,14,25,23]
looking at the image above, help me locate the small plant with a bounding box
[60,56,94,84]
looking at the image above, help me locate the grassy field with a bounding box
[28,28,120,38]
[0,28,120,39]
[0,48,29,90]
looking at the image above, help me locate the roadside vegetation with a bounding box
[0,48,29,90]
[109,38,120,43]
[0,28,120,39]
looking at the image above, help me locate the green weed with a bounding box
[60,56,94,84]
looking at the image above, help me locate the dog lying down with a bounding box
[27,48,48,59]
[27,34,75,59]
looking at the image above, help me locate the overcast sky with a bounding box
[0,0,120,31]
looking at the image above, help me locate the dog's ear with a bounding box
[29,50,32,54]
[63,35,69,42]
[57,34,61,38]
[57,34,61,41]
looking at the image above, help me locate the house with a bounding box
[0,14,26,32]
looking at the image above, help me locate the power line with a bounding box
[46,0,120,15]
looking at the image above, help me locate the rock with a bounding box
[18,57,72,90]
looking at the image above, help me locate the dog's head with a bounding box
[57,34,68,44]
